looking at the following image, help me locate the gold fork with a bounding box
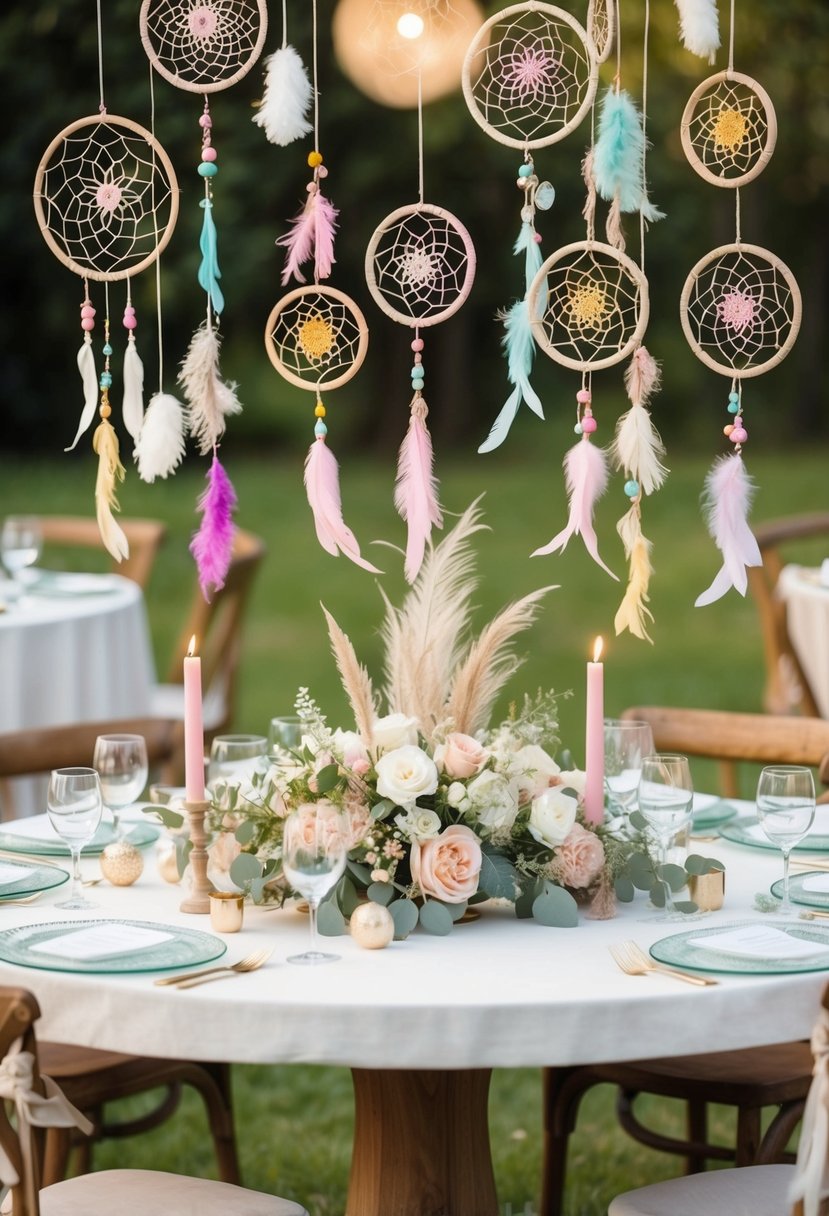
[609,940,717,987]
[0,892,42,906]
[154,948,273,989]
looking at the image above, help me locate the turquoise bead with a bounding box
[728,391,739,404]
[574,422,583,435]
[314,420,328,437]
[727,401,740,414]
[198,162,218,177]
[410,366,424,378]
[624,479,640,497]
[100,372,112,388]
[518,164,533,178]
[102,343,113,356]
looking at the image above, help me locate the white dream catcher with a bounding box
[679,0,801,607]
[33,103,179,561]
[365,15,477,583]
[140,0,268,598]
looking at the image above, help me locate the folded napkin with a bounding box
[29,924,173,962]
[693,924,829,961]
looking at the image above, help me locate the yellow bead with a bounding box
[99,402,112,419]
[315,402,326,417]
[308,150,323,168]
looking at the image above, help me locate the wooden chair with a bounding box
[36,516,168,591]
[608,985,829,1216]
[747,512,829,717]
[0,986,307,1215]
[0,719,239,1187]
[540,706,829,1216]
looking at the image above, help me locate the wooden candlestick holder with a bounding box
[180,798,212,914]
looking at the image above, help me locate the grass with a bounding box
[3,446,827,1213]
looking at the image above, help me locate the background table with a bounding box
[0,810,823,1215]
[778,564,829,717]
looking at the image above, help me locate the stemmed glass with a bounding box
[47,767,103,910]
[638,754,694,918]
[604,719,655,816]
[756,765,816,916]
[207,734,268,787]
[0,516,42,591]
[268,715,304,756]
[282,804,348,965]
[93,734,149,840]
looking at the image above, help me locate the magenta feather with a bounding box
[532,438,618,579]
[189,454,238,601]
[277,186,338,286]
[304,436,381,574]
[695,453,762,607]
[395,395,444,584]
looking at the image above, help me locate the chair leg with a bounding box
[735,1106,762,1166]
[756,1099,807,1164]
[189,1062,241,1185]
[42,1127,74,1188]
[540,1067,603,1216]
[685,1099,708,1174]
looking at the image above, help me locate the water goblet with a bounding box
[756,765,815,915]
[268,715,304,756]
[604,719,655,817]
[0,516,42,591]
[207,734,268,788]
[47,767,103,910]
[282,804,348,965]
[93,734,148,840]
[638,754,694,918]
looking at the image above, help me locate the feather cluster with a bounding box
[321,605,377,748]
[92,417,129,564]
[695,453,762,607]
[614,505,655,643]
[395,395,443,584]
[610,404,668,496]
[304,436,381,574]
[178,322,242,455]
[122,338,144,441]
[674,0,720,62]
[593,88,664,222]
[135,392,186,483]
[189,454,237,601]
[277,185,338,286]
[68,337,99,452]
[252,46,313,147]
[198,199,224,317]
[532,439,618,580]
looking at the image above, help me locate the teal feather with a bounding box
[593,87,665,220]
[198,199,225,316]
[478,299,544,454]
[513,220,544,293]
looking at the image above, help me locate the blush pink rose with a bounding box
[410,824,482,904]
[435,732,490,779]
[555,823,605,889]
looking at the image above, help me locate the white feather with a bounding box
[695,454,762,607]
[122,338,144,441]
[610,402,669,495]
[674,0,720,62]
[135,392,186,483]
[252,46,313,147]
[67,337,98,451]
[178,322,242,455]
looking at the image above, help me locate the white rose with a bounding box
[466,770,519,832]
[528,787,578,848]
[395,807,442,841]
[375,745,438,807]
[558,769,587,798]
[507,744,562,800]
[372,713,420,752]
[446,781,469,810]
[332,728,369,770]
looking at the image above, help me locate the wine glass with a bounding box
[638,754,694,917]
[47,767,103,910]
[282,804,348,965]
[268,715,304,756]
[207,734,268,787]
[0,515,42,590]
[604,719,655,816]
[93,734,149,840]
[756,765,816,915]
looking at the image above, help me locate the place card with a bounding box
[801,874,829,893]
[0,862,35,884]
[693,924,829,961]
[29,924,173,961]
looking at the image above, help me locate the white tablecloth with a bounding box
[779,565,829,717]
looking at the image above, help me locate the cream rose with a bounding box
[411,824,482,903]
[557,769,587,798]
[372,713,420,752]
[508,744,562,801]
[394,807,442,841]
[434,732,490,779]
[528,787,578,847]
[466,770,519,832]
[375,745,438,807]
[446,781,469,810]
[332,728,370,771]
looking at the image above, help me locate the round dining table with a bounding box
[778,564,829,717]
[0,807,825,1216]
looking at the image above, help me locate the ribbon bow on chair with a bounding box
[789,1007,829,1216]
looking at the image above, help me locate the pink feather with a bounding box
[624,345,662,407]
[695,453,762,607]
[189,453,238,601]
[395,395,444,584]
[304,436,381,574]
[277,186,338,286]
[532,438,618,579]
[313,191,338,282]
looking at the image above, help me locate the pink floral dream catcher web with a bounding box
[678,0,801,608]
[140,0,268,599]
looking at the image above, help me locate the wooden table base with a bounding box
[347,1067,498,1216]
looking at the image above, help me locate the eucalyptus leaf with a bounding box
[448,901,468,923]
[367,881,394,906]
[532,887,579,928]
[347,860,373,885]
[144,806,184,831]
[515,878,541,919]
[628,853,655,890]
[389,898,419,940]
[229,853,262,886]
[370,800,394,821]
[337,876,360,917]
[614,875,635,903]
[175,837,192,878]
[315,764,341,794]
[419,899,454,936]
[673,900,699,915]
[234,819,256,845]
[248,878,266,903]
[649,882,666,908]
[660,863,688,892]
[479,850,518,900]
[317,900,347,936]
[629,810,647,832]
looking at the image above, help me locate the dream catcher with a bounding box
[264,0,378,573]
[365,20,477,583]
[33,80,179,562]
[678,0,801,606]
[140,0,268,597]
[462,3,597,456]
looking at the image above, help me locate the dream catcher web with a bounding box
[586,0,615,64]
[140,0,267,91]
[681,71,777,187]
[265,288,369,392]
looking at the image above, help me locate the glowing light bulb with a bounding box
[396,11,424,39]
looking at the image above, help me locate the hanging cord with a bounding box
[149,63,164,391]
[311,0,319,151]
[727,0,736,73]
[614,0,622,90]
[639,0,650,274]
[735,185,742,243]
[417,65,424,205]
[96,0,106,111]
[281,0,288,49]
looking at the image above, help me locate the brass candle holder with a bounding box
[179,799,212,914]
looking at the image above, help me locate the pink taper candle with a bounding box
[584,637,605,825]
[183,635,206,803]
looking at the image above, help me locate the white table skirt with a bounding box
[778,564,829,717]
[0,807,823,1072]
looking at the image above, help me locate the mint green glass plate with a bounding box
[719,817,829,853]
[0,861,69,900]
[0,919,227,974]
[692,800,738,830]
[650,919,829,975]
[0,822,159,858]
[771,873,829,910]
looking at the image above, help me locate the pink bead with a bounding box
[201,146,217,162]
[533,232,542,243]
[576,389,591,405]
[198,113,212,129]
[317,165,329,178]
[581,416,598,434]
[124,305,135,315]
[414,354,422,364]
[123,314,138,330]
[80,304,95,319]
[411,338,424,352]
[81,318,95,331]
[306,182,317,193]
[731,426,748,443]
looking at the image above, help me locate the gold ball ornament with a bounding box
[100,841,144,887]
[156,838,181,885]
[349,901,395,950]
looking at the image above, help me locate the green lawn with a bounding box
[3,447,827,1213]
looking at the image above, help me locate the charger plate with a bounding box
[0,919,226,974]
[0,820,159,858]
[771,873,829,910]
[719,817,829,853]
[650,919,829,975]
[0,860,69,900]
[692,799,738,830]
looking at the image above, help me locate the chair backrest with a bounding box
[0,718,183,784]
[747,513,829,717]
[0,987,44,1216]
[164,528,266,740]
[790,983,829,1216]
[622,705,829,800]
[36,515,167,590]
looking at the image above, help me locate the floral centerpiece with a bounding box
[197,502,722,935]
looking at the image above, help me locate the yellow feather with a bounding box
[614,506,654,643]
[92,418,129,563]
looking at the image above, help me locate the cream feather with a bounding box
[122,337,145,441]
[610,402,668,495]
[135,392,186,483]
[67,337,99,451]
[178,322,242,455]
[92,417,129,563]
[252,47,313,147]
[321,604,377,748]
[674,0,720,62]
[614,505,654,643]
[624,345,662,409]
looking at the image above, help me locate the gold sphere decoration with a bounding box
[100,841,144,887]
[349,901,395,949]
[156,839,181,885]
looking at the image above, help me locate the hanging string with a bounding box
[614,0,622,90]
[417,65,424,206]
[311,0,319,151]
[281,0,288,49]
[639,0,650,274]
[727,0,736,72]
[735,185,742,242]
[96,0,106,111]
[149,62,164,391]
